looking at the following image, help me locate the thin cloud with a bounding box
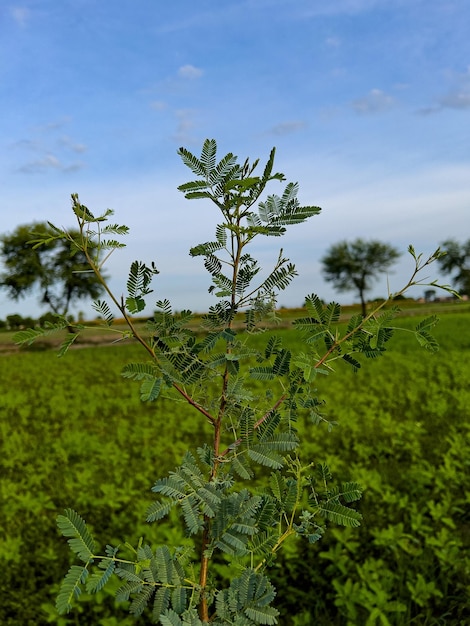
[439,90,470,110]
[16,154,85,174]
[10,6,31,27]
[267,120,308,136]
[9,119,87,172]
[150,100,168,111]
[33,117,72,132]
[172,109,198,144]
[178,64,203,80]
[352,88,396,114]
[325,36,341,47]
[58,136,87,153]
[9,138,40,151]
[298,0,409,19]
[417,66,470,114]
[417,90,470,115]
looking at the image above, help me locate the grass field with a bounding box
[1,302,469,625]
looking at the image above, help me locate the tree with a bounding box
[437,238,470,296]
[0,221,105,318]
[14,141,454,624]
[321,239,401,316]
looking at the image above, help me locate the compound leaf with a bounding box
[57,509,95,562]
[56,565,88,614]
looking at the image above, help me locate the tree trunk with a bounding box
[359,289,367,317]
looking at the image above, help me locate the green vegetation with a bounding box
[2,139,465,625]
[1,310,469,625]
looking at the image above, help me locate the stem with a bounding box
[199,207,244,621]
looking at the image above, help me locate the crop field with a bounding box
[1,305,469,625]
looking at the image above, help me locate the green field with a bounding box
[1,305,469,625]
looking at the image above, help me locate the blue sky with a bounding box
[1,0,469,319]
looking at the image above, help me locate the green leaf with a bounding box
[146,499,174,523]
[342,353,361,372]
[126,295,146,314]
[264,336,282,358]
[201,138,217,175]
[13,319,69,346]
[92,300,114,325]
[122,362,158,380]
[305,293,327,320]
[414,329,439,352]
[321,301,341,325]
[56,565,88,614]
[57,509,95,562]
[338,481,363,503]
[249,366,275,381]
[153,587,171,622]
[130,585,155,616]
[177,147,206,177]
[245,605,279,625]
[272,349,291,376]
[140,377,162,402]
[58,332,79,357]
[160,609,184,626]
[414,315,440,352]
[248,446,284,469]
[318,501,362,527]
[115,580,144,602]
[86,559,116,593]
[292,352,317,382]
[181,497,204,535]
[210,152,238,185]
[178,179,210,193]
[269,471,286,502]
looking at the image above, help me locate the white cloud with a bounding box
[10,6,31,27]
[352,88,396,114]
[178,64,203,79]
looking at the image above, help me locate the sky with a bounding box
[1,0,469,320]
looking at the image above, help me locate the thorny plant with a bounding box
[16,139,457,625]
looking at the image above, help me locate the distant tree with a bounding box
[424,289,436,302]
[0,222,105,318]
[437,238,470,296]
[321,239,401,316]
[6,313,35,330]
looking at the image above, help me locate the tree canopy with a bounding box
[0,221,105,318]
[321,239,401,316]
[437,238,470,296]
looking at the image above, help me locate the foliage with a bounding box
[0,221,105,317]
[437,238,470,296]
[321,238,401,316]
[2,312,470,624]
[11,140,457,624]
